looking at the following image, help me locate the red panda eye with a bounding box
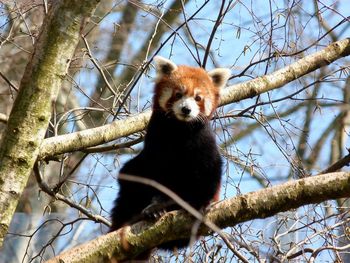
[175,92,183,99]
[195,95,202,102]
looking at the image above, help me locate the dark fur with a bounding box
[110,109,222,252]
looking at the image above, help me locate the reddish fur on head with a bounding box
[153,56,230,122]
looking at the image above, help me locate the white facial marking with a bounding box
[204,98,213,116]
[158,87,172,111]
[172,96,200,121]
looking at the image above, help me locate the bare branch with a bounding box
[220,38,350,105]
[319,152,350,175]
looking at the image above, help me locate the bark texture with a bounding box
[0,0,100,247]
[38,38,350,160]
[46,171,350,263]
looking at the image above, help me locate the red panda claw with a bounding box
[142,198,175,220]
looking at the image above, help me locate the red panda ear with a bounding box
[153,56,178,81]
[208,68,231,89]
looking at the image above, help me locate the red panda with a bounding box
[110,56,230,260]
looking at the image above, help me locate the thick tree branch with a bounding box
[46,171,350,263]
[39,111,151,160]
[38,38,350,160]
[0,0,100,247]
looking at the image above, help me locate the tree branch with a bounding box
[46,171,350,263]
[319,151,350,174]
[38,38,350,160]
[219,38,350,105]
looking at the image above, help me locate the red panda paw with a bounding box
[141,196,176,220]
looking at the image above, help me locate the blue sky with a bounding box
[1,0,350,261]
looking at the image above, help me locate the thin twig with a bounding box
[81,35,117,96]
[309,243,350,263]
[0,71,19,92]
[34,162,111,227]
[318,151,350,175]
[83,136,144,153]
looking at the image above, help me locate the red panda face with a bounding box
[153,56,230,122]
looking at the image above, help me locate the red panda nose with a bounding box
[181,106,191,115]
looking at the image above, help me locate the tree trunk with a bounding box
[0,0,100,248]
